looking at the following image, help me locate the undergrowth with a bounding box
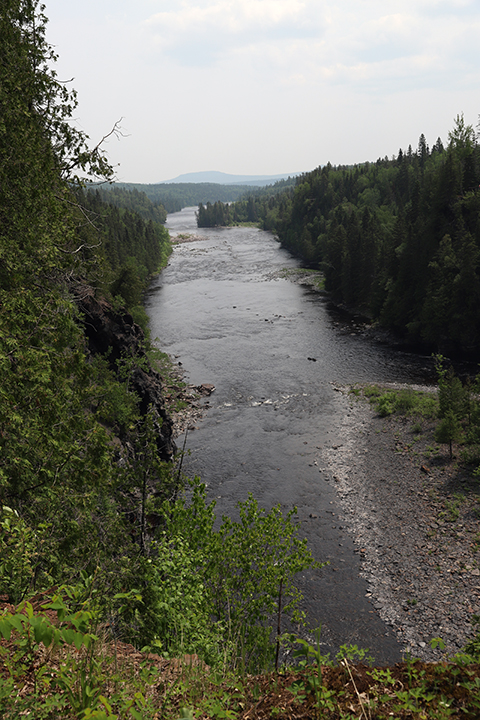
[2,599,480,719]
[360,384,439,419]
[355,356,480,468]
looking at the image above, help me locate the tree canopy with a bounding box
[210,116,480,358]
[0,2,318,676]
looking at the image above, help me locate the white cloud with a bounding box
[139,0,480,93]
[147,0,318,33]
[43,0,480,180]
[143,0,325,64]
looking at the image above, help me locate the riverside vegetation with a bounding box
[0,1,318,715]
[197,115,480,360]
[3,2,480,718]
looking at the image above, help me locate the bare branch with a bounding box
[55,240,102,254]
[55,193,102,230]
[91,117,129,153]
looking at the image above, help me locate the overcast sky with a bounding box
[44,0,480,184]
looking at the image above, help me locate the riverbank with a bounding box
[321,384,480,662]
[163,369,480,662]
[148,347,214,436]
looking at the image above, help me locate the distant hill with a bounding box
[159,171,301,186]
[97,175,302,215]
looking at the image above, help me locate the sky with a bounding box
[44,0,480,184]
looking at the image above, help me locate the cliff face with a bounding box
[74,286,176,462]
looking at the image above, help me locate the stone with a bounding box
[73,285,175,461]
[195,383,215,396]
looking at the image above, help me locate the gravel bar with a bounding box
[319,384,480,662]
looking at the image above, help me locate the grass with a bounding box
[278,267,326,291]
[439,494,465,522]
[359,384,439,419]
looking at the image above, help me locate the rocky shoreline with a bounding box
[167,378,215,437]
[167,374,480,662]
[321,385,480,662]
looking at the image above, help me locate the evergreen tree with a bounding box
[418,133,429,170]
[435,410,462,459]
[0,0,137,591]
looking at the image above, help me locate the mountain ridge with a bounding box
[158,170,301,186]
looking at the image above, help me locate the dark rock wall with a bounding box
[74,286,175,461]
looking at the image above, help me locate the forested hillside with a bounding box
[206,121,480,359]
[106,180,261,213]
[90,185,168,224]
[78,187,170,318]
[0,0,177,624]
[0,7,320,715]
[196,176,297,228]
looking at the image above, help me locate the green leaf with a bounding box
[32,617,54,646]
[8,615,24,633]
[73,630,85,650]
[61,628,75,645]
[0,618,12,640]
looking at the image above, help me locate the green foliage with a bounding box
[289,629,373,717]
[0,506,38,603]
[435,411,462,459]
[233,117,480,355]
[464,616,480,659]
[0,0,176,609]
[161,479,323,671]
[362,384,381,398]
[370,387,438,418]
[196,185,297,230]
[137,539,225,664]
[111,263,144,308]
[79,188,172,278]
[0,0,113,191]
[433,356,472,458]
[3,589,480,718]
[438,494,464,522]
[365,366,480,469]
[129,305,151,336]
[0,0,113,557]
[197,200,237,227]
[289,628,337,715]
[435,355,468,420]
[376,394,395,416]
[0,586,158,719]
[74,187,172,317]
[93,186,167,224]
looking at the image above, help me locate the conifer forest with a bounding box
[3,1,480,717]
[198,123,480,359]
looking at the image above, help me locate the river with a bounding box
[145,206,432,664]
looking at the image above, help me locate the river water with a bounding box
[146,207,431,664]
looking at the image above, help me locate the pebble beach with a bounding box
[321,385,480,661]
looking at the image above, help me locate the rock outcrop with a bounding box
[73,285,175,461]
